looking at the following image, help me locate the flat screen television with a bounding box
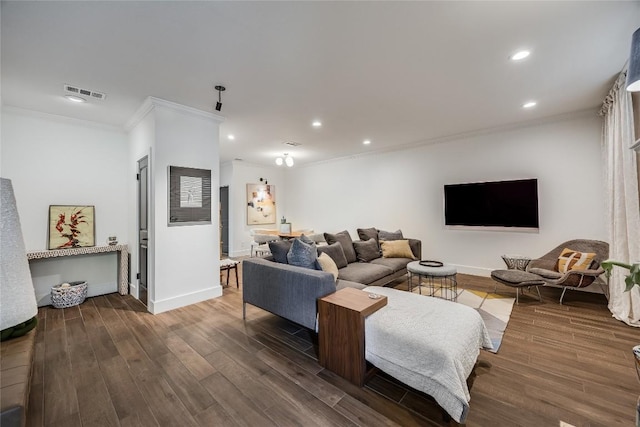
[444,179,539,229]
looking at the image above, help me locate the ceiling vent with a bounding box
[283,140,302,147]
[64,84,107,101]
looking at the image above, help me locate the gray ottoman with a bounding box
[490,269,544,304]
[407,261,458,301]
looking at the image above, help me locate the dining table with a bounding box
[262,229,304,240]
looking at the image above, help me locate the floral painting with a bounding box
[48,205,95,249]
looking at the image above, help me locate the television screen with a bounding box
[444,179,539,229]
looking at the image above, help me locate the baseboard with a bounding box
[450,264,494,277]
[129,282,138,298]
[148,286,222,314]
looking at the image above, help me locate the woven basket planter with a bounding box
[51,281,87,308]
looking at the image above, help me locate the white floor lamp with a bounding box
[0,178,37,339]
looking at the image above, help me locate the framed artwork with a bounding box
[168,166,212,225]
[247,183,276,225]
[48,205,95,249]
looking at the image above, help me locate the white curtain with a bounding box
[600,69,640,327]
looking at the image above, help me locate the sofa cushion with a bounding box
[380,239,416,259]
[317,252,339,281]
[353,238,381,262]
[557,248,596,273]
[370,257,413,273]
[318,242,349,269]
[324,230,357,264]
[287,238,320,270]
[378,229,404,241]
[357,227,379,245]
[338,263,394,285]
[269,240,293,264]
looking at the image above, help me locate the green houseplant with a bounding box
[601,260,640,291]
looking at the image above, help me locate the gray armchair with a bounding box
[527,239,609,304]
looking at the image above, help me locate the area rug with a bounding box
[411,287,515,353]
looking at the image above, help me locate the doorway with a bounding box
[137,156,149,306]
[220,186,229,255]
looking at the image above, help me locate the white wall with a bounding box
[127,98,223,314]
[285,113,606,276]
[2,108,129,249]
[127,110,155,299]
[1,107,129,301]
[225,160,287,257]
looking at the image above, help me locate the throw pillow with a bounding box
[357,227,379,245]
[317,242,349,269]
[323,230,357,264]
[269,240,293,264]
[287,238,320,270]
[556,248,596,273]
[299,233,315,245]
[378,229,404,241]
[317,252,339,282]
[380,239,416,259]
[353,238,382,262]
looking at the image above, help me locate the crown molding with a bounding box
[125,96,224,131]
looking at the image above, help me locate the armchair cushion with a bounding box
[557,248,596,273]
[528,268,563,279]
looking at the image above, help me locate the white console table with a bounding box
[27,244,129,295]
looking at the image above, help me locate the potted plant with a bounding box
[601,260,640,291]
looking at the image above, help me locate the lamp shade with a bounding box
[1,178,38,331]
[627,27,640,92]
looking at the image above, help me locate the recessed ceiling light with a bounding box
[65,95,86,103]
[522,101,537,109]
[312,120,322,127]
[510,50,530,61]
[227,134,235,140]
[363,139,371,145]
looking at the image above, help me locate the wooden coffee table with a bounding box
[318,287,387,386]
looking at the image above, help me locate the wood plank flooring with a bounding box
[27,268,639,426]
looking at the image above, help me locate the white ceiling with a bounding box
[2,1,639,167]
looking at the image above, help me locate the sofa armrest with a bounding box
[242,257,337,330]
[407,238,422,260]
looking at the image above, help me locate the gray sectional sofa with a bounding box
[242,228,421,329]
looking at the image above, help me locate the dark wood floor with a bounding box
[27,268,639,426]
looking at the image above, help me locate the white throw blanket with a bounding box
[363,286,492,423]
